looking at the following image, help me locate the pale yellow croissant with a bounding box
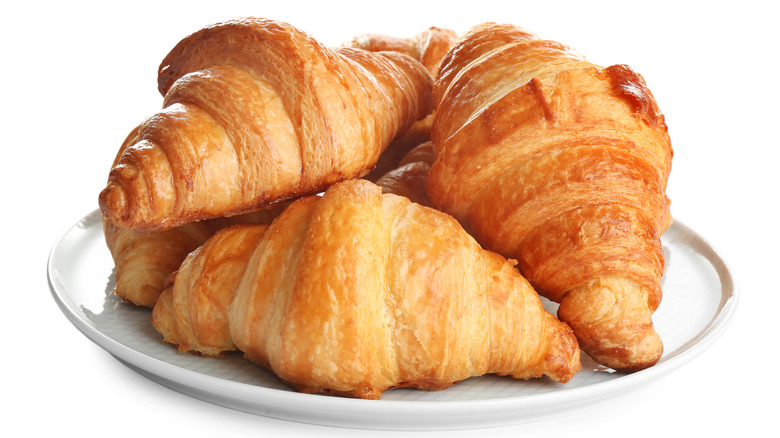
[426,23,673,371]
[152,179,580,398]
[99,17,433,234]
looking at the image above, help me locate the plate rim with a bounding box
[47,210,739,430]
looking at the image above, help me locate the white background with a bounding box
[5,0,776,436]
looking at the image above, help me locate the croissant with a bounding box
[346,27,456,183]
[226,179,580,399]
[99,17,433,234]
[426,23,673,371]
[104,217,214,308]
[151,151,434,354]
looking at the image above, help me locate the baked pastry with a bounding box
[152,224,269,356]
[227,179,580,399]
[99,17,433,234]
[426,23,673,371]
[149,152,432,354]
[104,217,213,308]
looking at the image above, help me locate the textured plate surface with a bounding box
[48,210,737,430]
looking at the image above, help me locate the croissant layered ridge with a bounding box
[99,17,433,233]
[426,23,673,371]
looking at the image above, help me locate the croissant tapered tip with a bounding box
[546,323,582,383]
[99,182,130,226]
[557,277,664,372]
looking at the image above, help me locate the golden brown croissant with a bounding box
[104,217,214,308]
[99,17,433,234]
[225,179,580,399]
[149,158,432,355]
[426,23,673,372]
[152,224,269,357]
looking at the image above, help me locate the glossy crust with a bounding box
[152,224,269,357]
[225,179,580,399]
[426,23,673,371]
[99,17,433,233]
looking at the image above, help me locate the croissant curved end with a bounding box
[557,277,663,372]
[99,182,130,226]
[545,323,582,383]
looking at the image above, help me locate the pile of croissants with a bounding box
[99,17,673,400]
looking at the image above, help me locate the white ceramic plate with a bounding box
[48,210,737,430]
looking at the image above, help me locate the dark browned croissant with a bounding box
[153,179,581,398]
[426,23,673,371]
[99,17,433,234]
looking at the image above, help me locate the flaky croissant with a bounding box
[152,179,580,398]
[362,113,433,183]
[99,17,433,234]
[228,179,580,398]
[426,23,673,371]
[152,149,435,355]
